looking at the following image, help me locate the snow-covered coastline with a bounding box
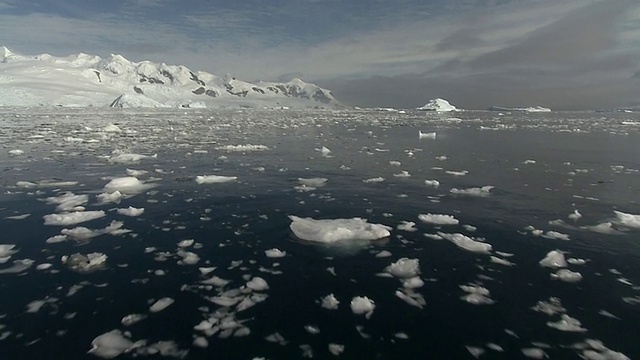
[0,46,340,109]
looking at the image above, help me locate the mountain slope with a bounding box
[0,47,340,109]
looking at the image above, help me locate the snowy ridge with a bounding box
[0,47,340,109]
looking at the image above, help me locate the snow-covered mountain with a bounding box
[0,46,340,109]
[417,98,460,112]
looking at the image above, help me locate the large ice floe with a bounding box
[288,216,391,243]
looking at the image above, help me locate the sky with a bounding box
[1,0,639,109]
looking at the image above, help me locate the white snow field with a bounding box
[0,107,638,359]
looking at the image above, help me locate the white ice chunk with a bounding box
[437,232,492,254]
[490,256,515,266]
[613,211,640,229]
[541,231,570,241]
[46,192,88,212]
[419,131,436,139]
[43,211,105,226]
[265,248,286,258]
[177,251,200,265]
[96,191,124,205]
[289,216,391,243]
[195,175,238,184]
[125,169,148,177]
[424,179,440,187]
[418,213,459,225]
[350,296,375,319]
[582,222,621,235]
[88,330,135,359]
[460,284,495,305]
[298,178,327,187]
[568,210,582,221]
[116,206,144,217]
[149,297,175,313]
[0,244,17,259]
[385,258,420,278]
[363,177,385,183]
[62,253,107,273]
[108,152,156,165]
[547,314,587,332]
[216,144,269,152]
[121,314,148,326]
[192,337,208,348]
[551,269,583,283]
[539,250,567,268]
[104,177,154,195]
[9,149,24,156]
[521,348,547,359]
[450,186,494,197]
[328,344,345,356]
[0,259,34,274]
[320,294,340,310]
[375,250,392,258]
[531,297,565,315]
[246,277,269,291]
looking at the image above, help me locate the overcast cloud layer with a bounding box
[1,0,639,109]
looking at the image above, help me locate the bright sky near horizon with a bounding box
[1,0,639,109]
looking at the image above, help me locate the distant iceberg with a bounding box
[489,105,551,112]
[417,98,459,112]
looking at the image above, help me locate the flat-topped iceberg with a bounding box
[289,216,391,243]
[417,98,459,112]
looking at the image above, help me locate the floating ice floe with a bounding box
[568,210,582,221]
[437,232,492,254]
[393,170,411,177]
[490,256,515,266]
[59,221,130,242]
[450,186,494,197]
[581,222,621,235]
[541,231,570,241]
[350,296,375,319]
[385,258,420,278]
[0,259,34,274]
[396,221,417,232]
[460,284,494,305]
[88,330,138,359]
[103,177,155,195]
[445,170,468,176]
[298,178,327,187]
[149,297,175,313]
[125,168,148,177]
[9,149,24,156]
[418,213,459,225]
[246,277,269,291]
[551,269,582,283]
[46,192,88,212]
[216,144,269,152]
[289,216,391,243]
[539,250,567,268]
[531,297,566,315]
[97,191,125,205]
[521,347,547,359]
[419,131,436,139]
[62,253,107,273]
[363,177,385,183]
[613,211,640,229]
[424,179,440,187]
[43,210,106,226]
[107,151,157,165]
[116,206,145,217]
[195,175,238,184]
[320,294,340,310]
[573,339,631,360]
[265,248,286,258]
[547,314,587,332]
[121,314,147,326]
[328,344,345,356]
[0,244,17,263]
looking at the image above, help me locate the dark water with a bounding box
[1,108,639,359]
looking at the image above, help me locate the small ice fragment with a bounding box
[419,131,436,139]
[121,314,147,326]
[541,231,570,241]
[568,210,582,221]
[363,177,385,183]
[246,277,269,291]
[402,276,424,289]
[424,179,440,187]
[36,263,53,270]
[116,206,144,217]
[389,161,401,166]
[195,175,237,184]
[43,211,106,226]
[490,256,515,266]
[304,325,320,335]
[289,216,391,243]
[178,239,194,248]
[320,294,340,310]
[63,253,106,273]
[198,267,216,275]
[328,343,344,356]
[350,296,375,319]
[375,250,392,258]
[539,250,567,268]
[103,177,154,195]
[613,211,640,229]
[177,251,200,265]
[320,146,331,156]
[298,178,327,187]
[393,171,411,177]
[125,169,148,177]
[88,330,135,359]
[149,297,175,313]
[521,347,547,359]
[546,314,587,332]
[418,213,459,225]
[531,297,565,315]
[460,284,494,305]
[265,248,286,258]
[437,232,492,254]
[466,346,485,358]
[551,269,583,283]
[9,149,24,156]
[450,186,493,196]
[192,337,208,348]
[385,258,420,278]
